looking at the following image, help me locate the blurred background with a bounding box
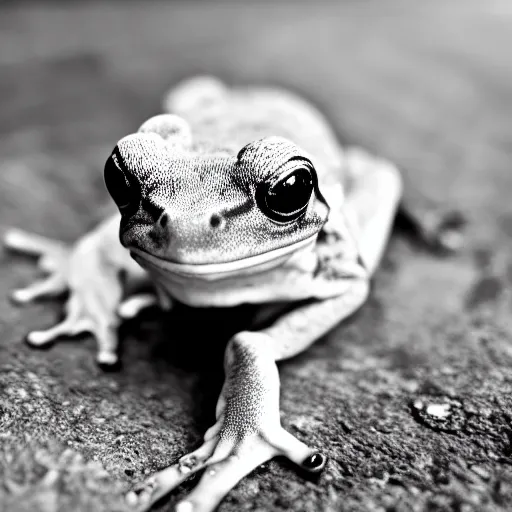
[1,1,512,511]
[2,0,511,240]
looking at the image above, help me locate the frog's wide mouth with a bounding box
[129,234,317,280]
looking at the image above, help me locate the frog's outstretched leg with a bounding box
[4,215,146,367]
[127,280,370,512]
[127,150,403,512]
[127,330,331,512]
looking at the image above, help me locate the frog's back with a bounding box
[163,76,343,187]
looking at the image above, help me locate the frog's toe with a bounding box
[118,293,158,320]
[127,424,325,512]
[4,228,66,257]
[23,290,121,367]
[433,210,466,253]
[126,438,218,511]
[172,446,271,512]
[173,429,323,512]
[5,228,69,303]
[26,316,90,347]
[25,312,120,368]
[274,429,327,473]
[90,321,120,368]
[11,274,67,304]
[96,349,120,369]
[27,325,71,348]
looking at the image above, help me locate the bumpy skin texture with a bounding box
[4,76,441,512]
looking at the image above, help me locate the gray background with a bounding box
[1,1,512,511]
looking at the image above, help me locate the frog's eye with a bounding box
[258,164,314,223]
[104,152,139,215]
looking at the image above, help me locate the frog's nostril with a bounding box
[209,213,225,229]
[158,212,169,229]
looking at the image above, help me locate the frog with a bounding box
[4,76,464,512]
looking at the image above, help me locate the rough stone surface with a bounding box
[1,2,512,511]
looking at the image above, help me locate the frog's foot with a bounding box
[4,228,123,368]
[396,205,466,255]
[126,332,326,512]
[419,209,466,254]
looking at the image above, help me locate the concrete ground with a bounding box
[1,1,512,511]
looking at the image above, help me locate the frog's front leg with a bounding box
[4,214,151,367]
[128,279,369,512]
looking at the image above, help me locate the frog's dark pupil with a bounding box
[104,155,132,210]
[266,167,313,219]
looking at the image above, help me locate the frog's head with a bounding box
[104,115,329,279]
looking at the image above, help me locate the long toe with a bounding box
[174,441,273,512]
[4,228,65,256]
[11,275,66,304]
[126,438,218,511]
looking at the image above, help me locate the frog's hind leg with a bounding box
[342,147,465,265]
[340,147,404,275]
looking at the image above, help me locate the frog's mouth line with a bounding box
[129,234,317,280]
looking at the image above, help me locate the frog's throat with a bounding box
[129,234,317,281]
